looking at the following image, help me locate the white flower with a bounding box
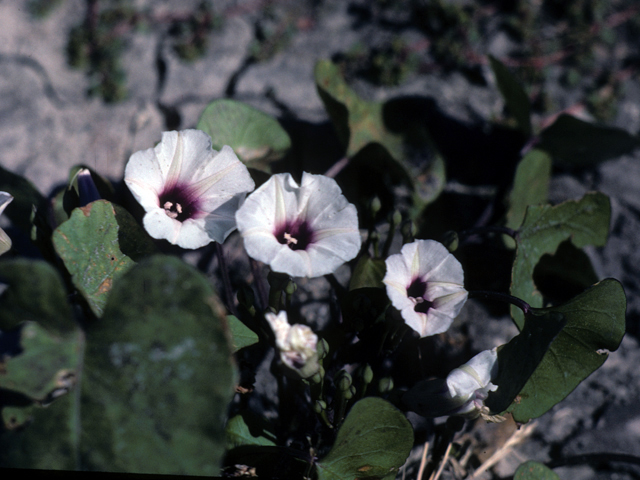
[403,348,500,420]
[446,348,499,419]
[0,192,14,256]
[383,239,467,337]
[124,129,255,249]
[235,172,361,278]
[265,311,319,379]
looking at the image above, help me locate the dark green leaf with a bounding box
[489,55,532,137]
[196,99,291,172]
[0,321,82,400]
[0,258,74,334]
[508,279,626,423]
[511,192,610,329]
[225,412,276,449]
[80,255,235,474]
[0,165,46,234]
[316,397,413,480]
[349,254,386,290]
[505,149,551,233]
[228,315,259,353]
[486,311,566,414]
[538,114,639,167]
[52,200,155,317]
[315,59,404,160]
[514,461,560,480]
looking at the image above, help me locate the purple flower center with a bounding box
[158,184,200,222]
[275,220,315,251]
[407,277,433,314]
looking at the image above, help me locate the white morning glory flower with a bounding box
[235,172,361,278]
[403,348,501,421]
[0,192,13,256]
[124,129,255,249]
[446,348,500,419]
[383,239,468,337]
[265,310,320,379]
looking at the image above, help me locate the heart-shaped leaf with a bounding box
[507,279,626,423]
[315,397,413,480]
[511,192,610,329]
[196,99,291,172]
[52,200,155,317]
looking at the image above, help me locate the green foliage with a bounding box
[510,192,610,329]
[315,397,413,480]
[0,258,74,333]
[80,254,234,474]
[0,321,81,401]
[0,164,46,235]
[52,200,155,317]
[349,254,386,290]
[26,0,63,19]
[227,315,259,353]
[505,149,552,234]
[538,114,640,167]
[514,461,560,480]
[489,55,532,136]
[225,412,276,449]
[507,279,626,423]
[196,99,291,172]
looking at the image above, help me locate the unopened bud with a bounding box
[379,377,394,393]
[441,231,459,252]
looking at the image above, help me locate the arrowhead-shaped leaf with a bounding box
[196,99,291,172]
[316,397,413,480]
[349,254,386,290]
[505,149,552,234]
[511,192,610,329]
[227,315,259,353]
[489,55,532,137]
[507,279,626,423]
[52,200,155,317]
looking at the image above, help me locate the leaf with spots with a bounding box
[52,200,155,317]
[315,397,413,480]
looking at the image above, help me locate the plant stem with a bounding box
[459,225,518,240]
[468,290,532,316]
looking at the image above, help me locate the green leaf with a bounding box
[315,59,404,160]
[505,149,552,233]
[316,397,413,480]
[227,315,259,353]
[0,258,74,333]
[514,461,560,480]
[0,164,46,234]
[507,279,625,423]
[349,254,386,290]
[486,311,567,414]
[538,114,639,167]
[0,392,80,470]
[80,255,235,474]
[225,412,276,449]
[0,321,82,400]
[52,200,155,317]
[511,192,610,329]
[489,55,532,137]
[196,99,291,172]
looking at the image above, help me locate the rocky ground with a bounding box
[1,0,640,478]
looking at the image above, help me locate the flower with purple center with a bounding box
[383,239,468,337]
[235,172,361,278]
[124,129,254,249]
